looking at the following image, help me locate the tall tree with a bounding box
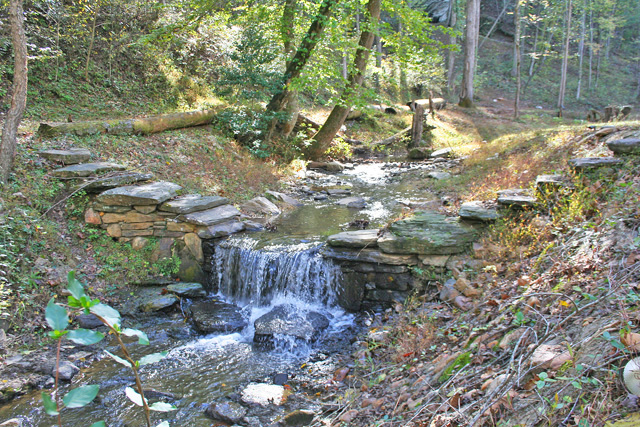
[576,0,587,99]
[459,0,480,107]
[0,0,28,184]
[446,0,458,95]
[514,0,523,118]
[305,0,382,159]
[557,0,573,117]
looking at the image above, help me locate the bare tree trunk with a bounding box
[446,1,458,95]
[557,0,572,117]
[514,0,523,119]
[459,0,480,107]
[306,0,382,159]
[588,7,593,89]
[374,35,382,92]
[576,5,586,99]
[0,0,28,183]
[84,6,98,81]
[528,24,539,77]
[410,103,425,148]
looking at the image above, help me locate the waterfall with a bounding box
[211,238,342,307]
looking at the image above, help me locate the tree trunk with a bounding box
[528,24,539,77]
[479,0,509,51]
[588,7,593,90]
[306,0,382,159]
[514,0,522,119]
[446,1,458,95]
[410,102,425,148]
[576,5,586,99]
[459,0,480,108]
[0,0,28,184]
[277,0,299,141]
[84,6,99,81]
[557,0,572,117]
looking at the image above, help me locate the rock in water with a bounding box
[190,300,247,333]
[254,305,329,346]
[205,400,247,424]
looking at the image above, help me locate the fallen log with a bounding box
[371,126,411,146]
[38,109,217,138]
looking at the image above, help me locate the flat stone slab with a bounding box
[196,220,246,239]
[496,189,537,208]
[535,174,573,194]
[266,191,304,207]
[140,294,179,312]
[321,247,418,265]
[241,197,281,216]
[326,189,352,196]
[98,181,182,206]
[377,212,477,255]
[568,157,622,170]
[166,282,206,298]
[190,300,247,333]
[431,147,453,158]
[159,194,228,214]
[52,162,126,178]
[327,229,380,248]
[336,197,366,209]
[459,201,500,222]
[39,148,92,164]
[79,172,154,192]
[607,138,640,155]
[181,205,240,226]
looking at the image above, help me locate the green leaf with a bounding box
[67,329,104,345]
[46,298,69,331]
[48,330,68,339]
[67,271,86,300]
[538,372,548,380]
[41,392,59,415]
[89,422,106,427]
[571,381,582,389]
[63,384,99,408]
[105,350,131,367]
[536,380,546,390]
[149,401,177,412]
[125,387,146,406]
[68,295,82,307]
[122,328,150,345]
[90,304,121,328]
[138,351,168,366]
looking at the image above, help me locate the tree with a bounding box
[459,0,480,107]
[557,0,573,117]
[305,0,382,159]
[514,0,523,118]
[0,0,28,184]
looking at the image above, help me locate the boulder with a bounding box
[56,361,79,381]
[265,191,304,207]
[159,194,228,214]
[336,197,366,209]
[190,300,247,333]
[496,189,537,208]
[205,401,247,424]
[98,181,182,206]
[428,171,451,180]
[241,383,285,406]
[180,205,240,226]
[52,162,126,178]
[431,147,453,158]
[407,147,432,160]
[325,161,345,172]
[140,294,179,312]
[459,201,500,222]
[377,212,477,255]
[79,172,153,193]
[166,282,206,298]
[607,138,640,155]
[196,220,245,239]
[241,197,281,216]
[253,305,329,344]
[38,147,92,164]
[568,157,622,171]
[283,410,316,426]
[327,229,380,248]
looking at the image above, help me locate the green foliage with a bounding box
[438,351,472,382]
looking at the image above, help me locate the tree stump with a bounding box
[410,102,425,148]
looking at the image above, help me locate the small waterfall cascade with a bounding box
[211,237,342,307]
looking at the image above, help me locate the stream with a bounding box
[0,159,456,426]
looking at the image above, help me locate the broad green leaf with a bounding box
[48,330,68,339]
[46,298,69,331]
[63,384,99,408]
[67,271,86,300]
[138,351,168,366]
[125,387,146,406]
[41,392,59,415]
[155,422,170,427]
[571,381,582,389]
[89,422,107,427]
[149,401,177,412]
[68,295,82,308]
[67,329,104,345]
[90,304,121,328]
[122,328,150,345]
[105,350,131,367]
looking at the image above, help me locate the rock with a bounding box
[196,220,245,239]
[530,344,572,371]
[184,233,203,263]
[159,194,228,214]
[273,373,288,385]
[254,305,329,344]
[39,147,92,164]
[408,147,432,159]
[190,300,247,333]
[134,205,156,214]
[453,295,472,311]
[321,247,418,265]
[56,361,79,381]
[131,237,149,250]
[377,212,477,255]
[421,254,450,267]
[313,194,328,201]
[428,171,451,180]
[102,211,160,223]
[0,418,24,427]
[454,277,481,297]
[97,181,182,206]
[336,197,366,209]
[459,201,500,222]
[325,161,345,172]
[140,294,179,312]
[79,172,154,192]
[431,147,453,158]
[174,239,206,283]
[283,410,315,426]
[180,205,240,226]
[84,208,102,225]
[91,203,131,213]
[326,188,351,196]
[266,191,304,207]
[243,220,265,231]
[240,383,285,406]
[52,162,126,178]
[624,357,640,396]
[327,229,380,248]
[205,401,247,424]
[496,189,537,208]
[76,314,103,329]
[106,223,122,238]
[241,197,281,216]
[568,157,623,170]
[439,279,459,302]
[166,282,206,298]
[307,161,326,169]
[607,138,640,155]
[535,174,573,194]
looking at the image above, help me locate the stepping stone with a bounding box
[52,162,126,178]
[140,294,179,312]
[336,197,366,209]
[39,148,92,164]
[97,181,182,206]
[190,300,247,333]
[327,229,380,248]
[607,138,640,155]
[79,172,154,192]
[166,282,206,298]
[196,220,245,239]
[459,201,500,222]
[181,204,240,226]
[431,147,453,158]
[535,174,573,193]
[159,194,228,214]
[496,189,537,208]
[568,157,622,171]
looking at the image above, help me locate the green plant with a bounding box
[155,255,181,277]
[42,272,175,427]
